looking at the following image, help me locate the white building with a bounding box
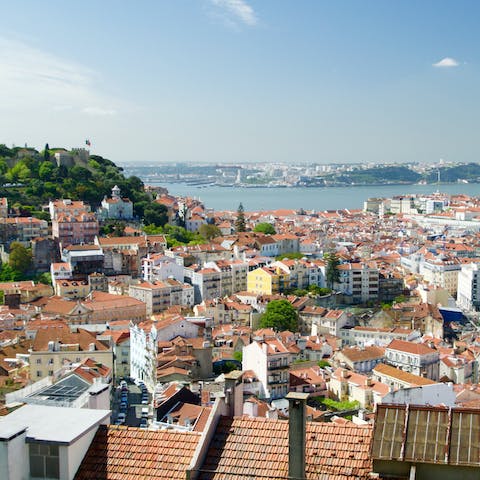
[457,263,480,311]
[340,326,421,347]
[97,185,134,220]
[142,254,184,283]
[129,321,158,391]
[242,339,291,400]
[336,262,379,303]
[385,339,440,381]
[0,404,110,480]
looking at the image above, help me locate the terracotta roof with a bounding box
[373,363,436,386]
[386,339,437,356]
[198,416,372,479]
[74,425,201,480]
[340,345,385,363]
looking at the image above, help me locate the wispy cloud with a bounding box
[210,0,258,27]
[433,57,459,68]
[82,106,117,116]
[0,36,119,113]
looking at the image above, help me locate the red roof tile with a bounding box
[74,425,201,480]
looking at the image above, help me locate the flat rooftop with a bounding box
[0,404,110,444]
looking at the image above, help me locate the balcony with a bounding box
[268,362,289,371]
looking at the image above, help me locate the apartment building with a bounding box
[457,262,480,311]
[142,253,184,282]
[242,338,292,399]
[384,339,440,381]
[299,306,349,336]
[129,279,194,315]
[184,265,222,303]
[340,326,421,347]
[336,261,379,303]
[0,216,48,244]
[247,266,290,295]
[29,326,113,380]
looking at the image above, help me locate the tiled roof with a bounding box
[373,363,436,386]
[198,416,372,480]
[386,339,436,356]
[74,425,201,480]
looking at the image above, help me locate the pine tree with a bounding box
[44,143,50,162]
[235,202,246,232]
[324,252,341,290]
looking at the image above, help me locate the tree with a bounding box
[254,222,276,235]
[43,143,50,162]
[258,299,298,332]
[143,203,168,227]
[8,242,32,274]
[199,223,221,241]
[324,252,340,290]
[235,203,246,232]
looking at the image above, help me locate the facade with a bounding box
[129,321,158,390]
[336,262,379,303]
[340,326,421,347]
[29,327,113,380]
[0,216,48,244]
[142,254,184,282]
[300,306,349,337]
[242,339,291,399]
[372,363,437,391]
[129,280,194,316]
[97,185,133,220]
[184,266,222,303]
[384,339,440,380]
[457,263,480,311]
[247,266,290,295]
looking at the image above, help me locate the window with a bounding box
[36,359,41,364]
[30,443,60,479]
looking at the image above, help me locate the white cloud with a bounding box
[432,57,459,68]
[210,0,258,27]
[82,106,117,116]
[0,36,119,113]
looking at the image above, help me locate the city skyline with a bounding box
[1,1,480,164]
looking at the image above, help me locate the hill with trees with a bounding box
[0,144,155,222]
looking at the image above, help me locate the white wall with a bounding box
[380,383,456,407]
[1,430,29,480]
[66,424,106,480]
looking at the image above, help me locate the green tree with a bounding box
[143,203,168,227]
[253,222,276,235]
[308,285,332,296]
[8,242,32,274]
[233,351,242,362]
[198,223,221,241]
[43,143,51,162]
[258,299,298,332]
[38,161,55,180]
[324,252,341,289]
[235,203,246,232]
[6,162,31,183]
[0,264,21,281]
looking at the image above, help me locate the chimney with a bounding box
[224,370,244,417]
[286,392,309,480]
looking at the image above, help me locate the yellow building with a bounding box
[247,266,290,295]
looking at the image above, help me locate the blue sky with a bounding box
[1,1,479,164]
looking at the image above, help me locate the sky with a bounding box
[1,0,479,165]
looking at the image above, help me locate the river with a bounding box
[142,182,480,212]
